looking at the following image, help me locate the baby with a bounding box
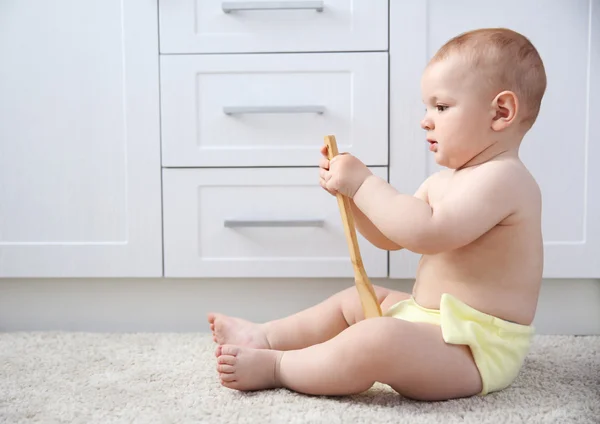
[208,27,547,401]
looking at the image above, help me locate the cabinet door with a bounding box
[160,52,388,167]
[158,0,388,54]
[162,167,388,278]
[389,0,600,278]
[0,0,163,277]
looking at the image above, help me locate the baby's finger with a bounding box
[325,178,338,193]
[319,157,329,170]
[320,178,337,196]
[319,168,330,180]
[320,144,328,157]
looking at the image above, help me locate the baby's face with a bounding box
[420,57,494,169]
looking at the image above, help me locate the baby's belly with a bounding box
[413,252,539,325]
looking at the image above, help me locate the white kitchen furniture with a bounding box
[159,52,388,167]
[158,0,388,53]
[158,0,390,277]
[1,0,598,279]
[162,167,388,277]
[0,0,163,277]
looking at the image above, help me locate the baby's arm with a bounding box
[352,163,519,254]
[350,200,402,250]
[349,177,430,251]
[320,145,426,251]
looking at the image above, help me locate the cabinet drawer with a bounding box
[162,167,388,278]
[160,52,388,167]
[158,0,388,54]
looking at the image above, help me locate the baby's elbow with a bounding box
[385,244,404,252]
[370,235,403,251]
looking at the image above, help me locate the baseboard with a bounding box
[0,278,598,335]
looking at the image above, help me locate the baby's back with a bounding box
[413,158,543,325]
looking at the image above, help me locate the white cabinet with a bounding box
[3,1,595,280]
[389,0,600,278]
[160,52,388,167]
[162,167,388,277]
[158,0,388,54]
[0,0,163,277]
[158,1,390,278]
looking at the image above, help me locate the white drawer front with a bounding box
[162,167,388,278]
[160,53,388,167]
[158,0,388,54]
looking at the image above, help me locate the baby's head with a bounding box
[421,28,547,169]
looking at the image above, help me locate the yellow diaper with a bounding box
[384,293,534,395]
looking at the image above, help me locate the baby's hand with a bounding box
[319,145,337,196]
[319,145,372,198]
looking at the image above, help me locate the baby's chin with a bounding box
[434,155,463,170]
[431,151,451,168]
[432,147,476,169]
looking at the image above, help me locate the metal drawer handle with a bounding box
[222,1,324,13]
[224,219,325,228]
[223,105,325,115]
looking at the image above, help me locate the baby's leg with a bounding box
[216,317,482,400]
[208,285,411,350]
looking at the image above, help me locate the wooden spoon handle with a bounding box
[323,135,382,318]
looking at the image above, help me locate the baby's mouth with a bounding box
[427,139,438,151]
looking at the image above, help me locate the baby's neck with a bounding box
[459,140,521,170]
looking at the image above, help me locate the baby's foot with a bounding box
[207,313,271,349]
[215,345,283,391]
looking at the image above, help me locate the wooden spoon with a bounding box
[324,135,382,318]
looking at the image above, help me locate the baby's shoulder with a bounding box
[470,158,542,210]
[429,159,540,203]
[478,158,540,192]
[425,168,453,187]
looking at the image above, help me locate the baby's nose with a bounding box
[421,118,433,130]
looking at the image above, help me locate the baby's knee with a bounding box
[338,285,389,324]
[339,284,388,300]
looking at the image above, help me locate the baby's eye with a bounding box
[436,105,448,112]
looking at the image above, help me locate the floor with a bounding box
[1,332,599,423]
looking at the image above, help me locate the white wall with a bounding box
[0,278,598,335]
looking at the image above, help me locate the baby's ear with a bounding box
[490,91,518,131]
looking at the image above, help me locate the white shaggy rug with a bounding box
[1,332,599,424]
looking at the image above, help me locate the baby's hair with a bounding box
[430,28,547,130]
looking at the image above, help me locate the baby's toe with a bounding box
[221,380,240,390]
[217,364,235,373]
[220,372,237,383]
[218,355,237,365]
[220,345,240,357]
